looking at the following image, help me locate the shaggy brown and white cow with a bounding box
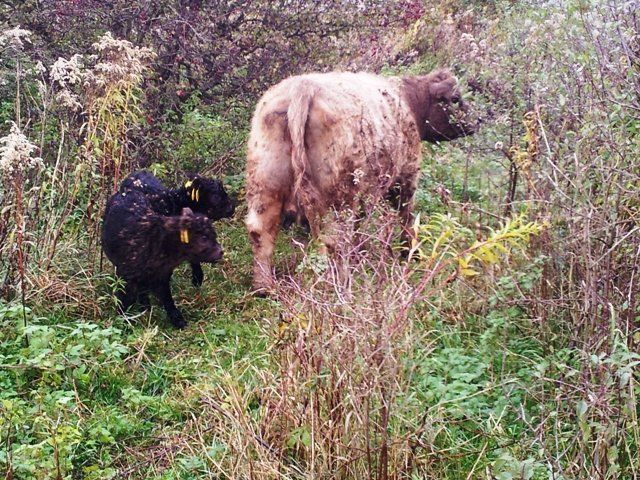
[245,69,477,291]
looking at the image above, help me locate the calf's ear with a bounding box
[162,215,189,243]
[163,208,194,236]
[184,177,201,202]
[179,208,197,242]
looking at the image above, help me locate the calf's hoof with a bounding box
[169,311,187,329]
[191,271,204,288]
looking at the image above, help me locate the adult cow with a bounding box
[245,69,477,292]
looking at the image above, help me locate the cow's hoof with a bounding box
[250,285,274,298]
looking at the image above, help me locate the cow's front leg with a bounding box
[246,197,283,294]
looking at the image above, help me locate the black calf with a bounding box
[119,171,235,286]
[102,187,223,328]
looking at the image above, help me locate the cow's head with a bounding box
[405,69,479,143]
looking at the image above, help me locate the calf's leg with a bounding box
[137,290,151,309]
[152,275,186,329]
[190,262,204,287]
[116,279,138,313]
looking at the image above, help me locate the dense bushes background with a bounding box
[0,0,638,478]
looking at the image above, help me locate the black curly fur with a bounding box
[102,188,223,329]
[119,171,235,286]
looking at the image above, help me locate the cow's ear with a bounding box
[173,208,194,229]
[429,77,457,101]
[180,208,195,224]
[185,175,201,188]
[164,210,194,243]
[163,215,184,234]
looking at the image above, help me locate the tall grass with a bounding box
[172,206,542,479]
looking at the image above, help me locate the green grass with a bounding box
[0,216,281,478]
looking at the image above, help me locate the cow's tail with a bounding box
[287,80,317,208]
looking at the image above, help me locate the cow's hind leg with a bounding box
[389,179,417,255]
[137,289,151,309]
[246,197,284,294]
[116,277,138,313]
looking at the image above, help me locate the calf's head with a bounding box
[167,208,223,263]
[404,69,479,143]
[184,175,235,220]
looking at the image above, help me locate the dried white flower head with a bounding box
[49,55,85,112]
[0,26,32,51]
[50,55,84,88]
[36,80,47,98]
[55,89,82,112]
[35,61,46,75]
[352,168,365,185]
[87,32,155,88]
[0,123,43,176]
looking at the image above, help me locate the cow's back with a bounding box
[247,72,421,212]
[300,73,420,203]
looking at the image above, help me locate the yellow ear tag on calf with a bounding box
[185,180,199,202]
[180,229,190,244]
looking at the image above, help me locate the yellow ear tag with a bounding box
[184,180,193,189]
[180,229,190,244]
